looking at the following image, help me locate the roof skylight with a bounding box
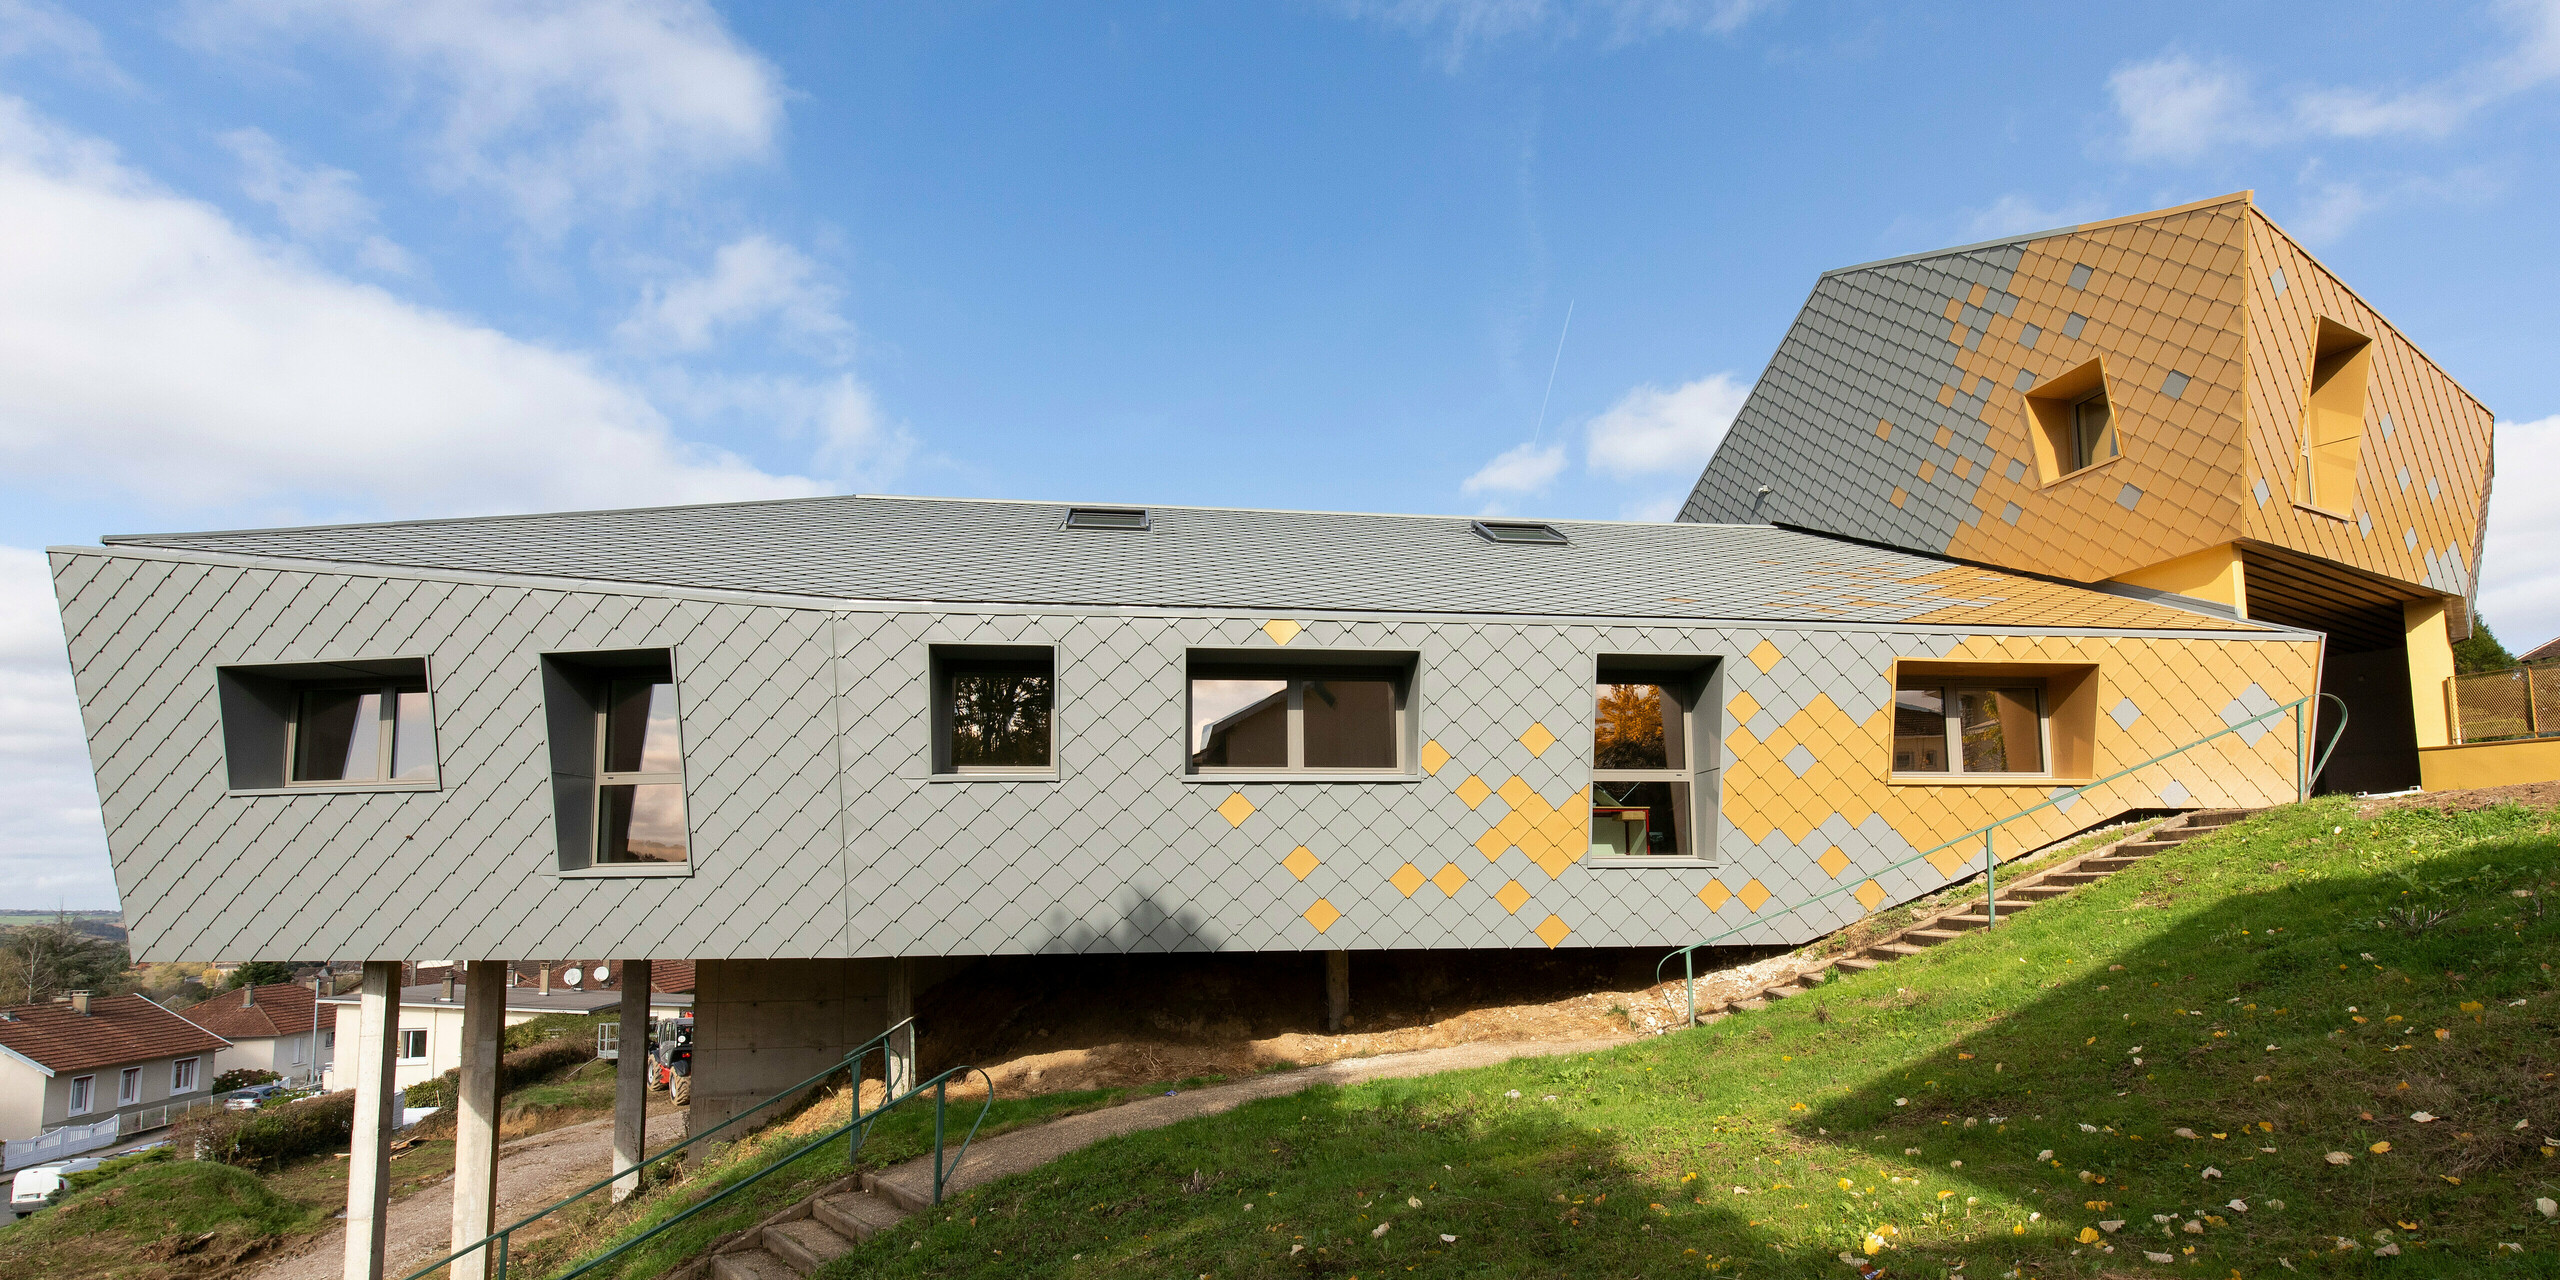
[1470,520,1569,546]
[1062,507,1150,530]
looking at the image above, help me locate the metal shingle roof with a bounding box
[103,493,2268,631]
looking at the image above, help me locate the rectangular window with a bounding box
[69,1075,93,1115]
[1591,678,1697,857]
[171,1058,199,1093]
[1893,683,2047,775]
[216,658,437,791]
[542,649,689,873]
[931,648,1055,775]
[398,1029,428,1062]
[119,1067,140,1105]
[2070,394,2117,471]
[1186,660,1408,775]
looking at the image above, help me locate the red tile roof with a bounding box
[176,983,334,1041]
[2522,635,2560,664]
[0,995,230,1075]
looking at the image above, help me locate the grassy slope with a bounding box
[0,1160,322,1280]
[802,797,2560,1278]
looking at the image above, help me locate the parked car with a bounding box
[9,1157,103,1218]
[223,1082,287,1110]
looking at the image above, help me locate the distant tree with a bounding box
[0,915,134,1006]
[1595,684,1667,769]
[224,960,298,990]
[2454,616,2515,674]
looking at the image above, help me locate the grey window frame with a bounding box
[118,1066,140,1105]
[928,644,1060,781]
[1588,656,1721,865]
[1182,652,1419,782]
[283,680,433,787]
[397,1029,428,1062]
[68,1074,93,1115]
[215,656,440,795]
[541,647,694,878]
[1892,682,2053,778]
[2069,392,2116,472]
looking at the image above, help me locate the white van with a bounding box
[9,1157,103,1217]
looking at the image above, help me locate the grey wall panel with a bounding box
[59,548,2315,964]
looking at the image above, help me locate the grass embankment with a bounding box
[789,796,2558,1277]
[0,1158,323,1280]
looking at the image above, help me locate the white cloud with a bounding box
[620,235,849,355]
[186,0,786,230]
[1963,193,2113,240]
[1345,0,1776,66]
[2479,413,2560,651]
[0,94,839,517]
[2111,3,2560,162]
[221,127,415,274]
[653,370,914,489]
[1461,440,1567,494]
[0,547,114,909]
[0,0,125,84]
[1583,373,1749,478]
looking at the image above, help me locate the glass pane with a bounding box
[1891,686,1948,773]
[948,671,1053,767]
[1596,683,1682,769]
[604,681,682,774]
[1190,678,1288,768]
[1592,780,1685,856]
[599,783,689,863]
[293,689,380,781]
[1957,687,2043,773]
[390,691,435,780]
[1302,679,1397,769]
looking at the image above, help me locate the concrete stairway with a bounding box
[705,1169,929,1280]
[1672,809,2250,1023]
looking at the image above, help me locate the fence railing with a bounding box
[1655,693,2348,1026]
[403,1016,990,1280]
[1,1114,121,1172]
[2449,662,2560,744]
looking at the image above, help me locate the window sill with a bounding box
[1584,856,1718,868]
[1887,774,2091,787]
[2035,455,2120,489]
[927,771,1060,784]
[557,863,695,879]
[1181,772,1424,784]
[228,780,441,797]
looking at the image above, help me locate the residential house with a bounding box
[179,982,335,1087]
[319,978,691,1095]
[0,993,229,1168]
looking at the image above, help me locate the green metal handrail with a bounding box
[402,1014,983,1280]
[1653,692,2350,1026]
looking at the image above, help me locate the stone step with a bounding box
[814,1190,906,1243]
[1835,955,1885,971]
[862,1171,935,1215]
[2116,840,2181,855]
[1925,915,1984,932]
[713,1250,802,1280]
[1907,928,1966,944]
[2005,884,2071,898]
[2043,871,2108,885]
[2081,856,2147,870]
[763,1218,855,1275]
[1872,942,1927,957]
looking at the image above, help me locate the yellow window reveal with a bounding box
[2298,318,2374,514]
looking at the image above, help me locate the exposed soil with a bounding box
[2357,780,2560,816]
[910,946,1807,1100]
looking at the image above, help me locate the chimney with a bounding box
[538,964,551,995]
[243,985,256,1008]
[69,991,91,1015]
[441,971,456,1003]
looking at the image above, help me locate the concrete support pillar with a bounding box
[884,958,914,1098]
[342,960,401,1280]
[1324,950,1349,1032]
[447,961,505,1280]
[689,959,889,1136]
[612,960,652,1203]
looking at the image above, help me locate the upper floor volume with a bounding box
[1681,192,2494,637]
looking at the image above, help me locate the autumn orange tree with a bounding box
[1594,683,1665,769]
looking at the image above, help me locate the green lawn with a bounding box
[788,796,2560,1278]
[0,1159,323,1280]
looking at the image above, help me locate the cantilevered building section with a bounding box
[1683,193,2497,793]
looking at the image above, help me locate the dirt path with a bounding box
[245,1109,689,1280]
[868,1036,1632,1206]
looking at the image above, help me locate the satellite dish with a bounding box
[563,967,583,986]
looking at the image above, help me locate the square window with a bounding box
[542,649,689,872]
[215,658,437,791]
[931,647,1055,775]
[1186,655,1412,775]
[398,1029,428,1062]
[2021,358,2118,483]
[171,1057,199,1093]
[1590,658,1719,860]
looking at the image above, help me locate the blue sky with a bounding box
[3,0,2556,910]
